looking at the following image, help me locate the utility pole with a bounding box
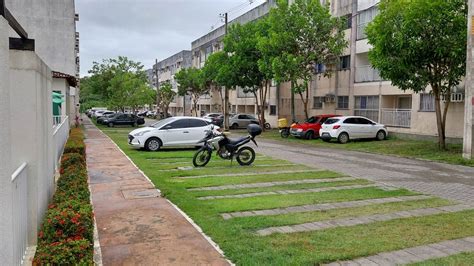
[464,0,474,159]
[154,58,160,113]
[222,12,230,130]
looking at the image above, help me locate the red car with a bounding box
[290,114,341,139]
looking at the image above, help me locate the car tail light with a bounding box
[333,125,341,129]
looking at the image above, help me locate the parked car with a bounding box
[102,114,145,127]
[211,115,224,127]
[202,113,222,119]
[92,110,108,119]
[137,110,149,117]
[87,107,107,118]
[97,112,120,124]
[319,116,387,144]
[96,111,115,119]
[128,116,218,151]
[146,111,157,118]
[229,114,259,129]
[290,114,340,140]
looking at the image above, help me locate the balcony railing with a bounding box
[355,65,383,83]
[381,108,411,128]
[11,162,28,266]
[53,116,70,170]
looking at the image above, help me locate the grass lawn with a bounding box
[92,122,474,265]
[259,130,474,167]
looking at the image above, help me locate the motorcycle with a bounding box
[192,124,262,167]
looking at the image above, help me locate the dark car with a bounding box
[97,113,119,124]
[103,114,145,127]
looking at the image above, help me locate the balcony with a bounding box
[355,65,383,83]
[381,108,411,128]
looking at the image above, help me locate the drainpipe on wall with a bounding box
[348,0,358,115]
[463,0,474,159]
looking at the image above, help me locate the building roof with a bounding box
[52,71,77,87]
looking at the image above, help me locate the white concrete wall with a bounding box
[9,50,54,245]
[0,16,14,266]
[6,0,77,76]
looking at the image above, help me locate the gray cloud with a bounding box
[77,0,265,77]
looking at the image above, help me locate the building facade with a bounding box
[184,0,466,139]
[154,50,193,116]
[1,0,78,264]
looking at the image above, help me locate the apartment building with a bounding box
[189,0,279,122]
[1,0,78,264]
[154,50,193,116]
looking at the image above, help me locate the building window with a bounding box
[419,93,435,112]
[337,96,349,109]
[339,55,350,70]
[345,13,352,29]
[354,96,379,121]
[269,105,277,115]
[313,97,323,109]
[315,63,326,74]
[357,7,378,40]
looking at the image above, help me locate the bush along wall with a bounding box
[34,128,94,265]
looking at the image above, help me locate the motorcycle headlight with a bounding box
[134,130,151,137]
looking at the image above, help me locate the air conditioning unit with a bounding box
[324,94,336,103]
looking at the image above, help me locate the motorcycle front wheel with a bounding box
[236,146,256,166]
[193,147,212,167]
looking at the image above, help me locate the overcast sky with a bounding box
[76,0,266,77]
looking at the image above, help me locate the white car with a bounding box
[92,110,108,119]
[128,116,218,151]
[319,116,387,144]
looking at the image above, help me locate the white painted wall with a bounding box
[0,16,14,265]
[6,0,77,76]
[9,50,55,245]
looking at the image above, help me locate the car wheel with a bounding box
[145,137,161,151]
[338,132,349,144]
[231,123,239,129]
[305,131,314,140]
[108,122,114,127]
[376,130,386,141]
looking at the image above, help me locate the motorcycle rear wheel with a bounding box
[193,148,212,167]
[236,146,255,166]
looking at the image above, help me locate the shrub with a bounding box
[35,128,94,265]
[39,201,93,244]
[33,238,93,265]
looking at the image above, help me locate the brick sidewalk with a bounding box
[83,119,229,266]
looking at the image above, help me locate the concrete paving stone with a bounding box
[221,213,232,220]
[325,263,341,266]
[405,246,439,260]
[428,243,460,256]
[389,250,421,264]
[463,236,474,243]
[365,256,395,266]
[352,258,379,266]
[340,261,361,266]
[279,226,295,233]
[292,224,311,232]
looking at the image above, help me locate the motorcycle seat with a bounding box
[228,136,249,145]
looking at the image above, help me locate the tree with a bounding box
[366,0,467,149]
[157,82,176,119]
[202,51,229,115]
[80,56,154,112]
[223,21,270,129]
[265,0,347,120]
[175,67,208,116]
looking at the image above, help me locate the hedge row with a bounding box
[34,128,94,265]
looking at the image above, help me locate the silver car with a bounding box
[229,114,259,129]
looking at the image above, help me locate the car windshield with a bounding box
[247,115,256,119]
[151,117,174,128]
[306,116,318,123]
[324,118,340,124]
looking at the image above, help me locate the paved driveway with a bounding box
[255,139,474,204]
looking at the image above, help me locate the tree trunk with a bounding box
[298,92,309,120]
[218,86,225,114]
[432,86,446,150]
[260,80,269,131]
[291,80,296,122]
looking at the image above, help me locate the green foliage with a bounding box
[264,0,347,119]
[80,56,155,112]
[175,67,208,116]
[366,0,467,149]
[157,82,176,118]
[35,129,94,265]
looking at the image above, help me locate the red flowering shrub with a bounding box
[39,201,93,244]
[35,128,94,265]
[33,238,93,265]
